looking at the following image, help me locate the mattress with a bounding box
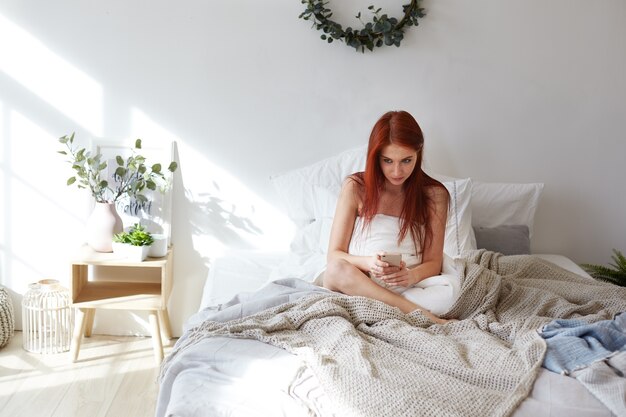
[159,252,616,417]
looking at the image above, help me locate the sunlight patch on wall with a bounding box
[0,13,103,135]
[0,99,4,161]
[7,110,87,291]
[130,107,178,151]
[131,108,295,255]
[0,99,7,287]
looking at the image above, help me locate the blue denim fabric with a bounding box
[540,312,626,374]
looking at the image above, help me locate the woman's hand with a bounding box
[368,253,405,281]
[379,261,414,288]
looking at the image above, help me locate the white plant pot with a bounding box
[112,242,151,262]
[148,234,168,258]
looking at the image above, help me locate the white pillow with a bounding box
[270,145,366,222]
[318,217,334,254]
[289,220,324,255]
[311,186,339,254]
[442,178,476,257]
[470,182,544,237]
[429,172,544,238]
[312,185,340,220]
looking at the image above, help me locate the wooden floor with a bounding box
[0,332,175,417]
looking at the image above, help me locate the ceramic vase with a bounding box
[86,202,123,252]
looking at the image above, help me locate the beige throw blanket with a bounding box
[162,251,626,417]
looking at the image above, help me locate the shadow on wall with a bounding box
[185,190,263,249]
[168,143,267,289]
[165,150,271,329]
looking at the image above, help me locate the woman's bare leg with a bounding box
[323,259,449,324]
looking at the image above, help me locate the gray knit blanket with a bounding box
[161,251,626,417]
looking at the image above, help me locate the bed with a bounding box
[157,147,626,417]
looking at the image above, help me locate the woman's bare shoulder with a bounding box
[340,173,364,211]
[342,173,364,192]
[346,172,364,185]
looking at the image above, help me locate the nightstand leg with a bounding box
[158,308,172,343]
[84,308,96,337]
[71,308,87,362]
[148,311,164,364]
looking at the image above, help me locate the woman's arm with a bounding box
[410,185,449,282]
[326,178,378,272]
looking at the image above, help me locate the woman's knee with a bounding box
[324,258,359,290]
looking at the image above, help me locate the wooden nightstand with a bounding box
[69,244,173,364]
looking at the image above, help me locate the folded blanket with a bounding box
[540,312,626,415]
[161,251,626,417]
[541,312,626,374]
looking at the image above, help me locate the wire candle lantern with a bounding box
[22,279,72,354]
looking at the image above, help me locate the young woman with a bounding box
[323,111,452,324]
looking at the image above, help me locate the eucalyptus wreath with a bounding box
[299,0,425,52]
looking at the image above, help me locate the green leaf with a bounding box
[168,161,178,172]
[135,138,142,149]
[116,155,124,166]
[581,248,626,287]
[115,167,127,178]
[67,177,76,186]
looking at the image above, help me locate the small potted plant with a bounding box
[581,249,626,287]
[112,223,155,262]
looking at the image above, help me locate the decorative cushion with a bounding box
[474,225,531,255]
[0,286,15,349]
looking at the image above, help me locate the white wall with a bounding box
[1,0,624,337]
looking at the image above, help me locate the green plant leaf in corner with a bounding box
[581,249,626,287]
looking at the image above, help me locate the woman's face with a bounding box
[379,143,418,187]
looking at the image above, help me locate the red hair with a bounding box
[355,111,447,255]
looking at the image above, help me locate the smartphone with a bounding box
[381,253,402,267]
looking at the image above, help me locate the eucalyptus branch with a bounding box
[58,134,178,205]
